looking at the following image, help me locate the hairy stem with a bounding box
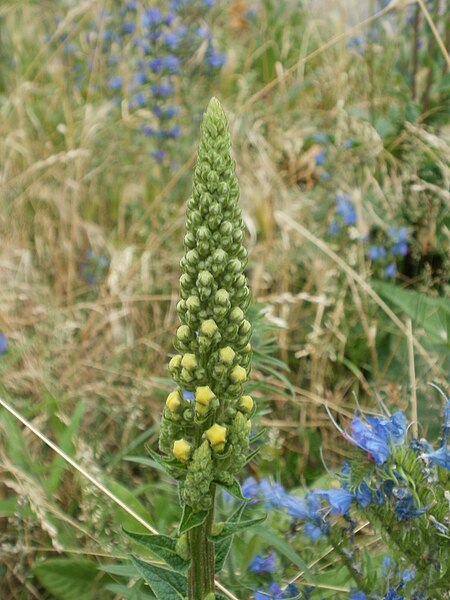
[188,486,216,600]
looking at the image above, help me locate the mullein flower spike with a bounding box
[159,97,253,511]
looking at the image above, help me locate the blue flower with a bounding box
[241,477,260,502]
[148,57,164,73]
[348,412,407,465]
[353,480,373,508]
[349,592,367,600]
[384,589,404,600]
[281,494,309,519]
[0,333,8,354]
[131,92,147,108]
[388,226,408,244]
[385,263,397,278]
[163,55,180,72]
[108,76,122,90]
[314,149,326,166]
[182,390,194,401]
[312,488,353,515]
[393,488,427,521]
[122,22,136,34]
[368,245,387,260]
[142,8,162,27]
[303,521,324,541]
[151,149,166,161]
[401,567,415,583]
[336,194,357,225]
[258,480,288,509]
[153,105,180,119]
[390,242,408,256]
[134,71,148,85]
[142,125,155,137]
[151,83,174,97]
[421,446,450,470]
[206,49,226,68]
[248,551,277,574]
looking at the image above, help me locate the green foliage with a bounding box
[131,556,188,600]
[124,530,190,573]
[33,558,105,600]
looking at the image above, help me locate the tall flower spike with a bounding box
[159,97,253,508]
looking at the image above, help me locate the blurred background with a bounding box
[0,0,449,597]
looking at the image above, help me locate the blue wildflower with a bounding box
[349,592,367,600]
[142,8,162,27]
[108,76,122,90]
[382,555,395,576]
[281,494,309,519]
[385,263,397,278]
[313,488,353,515]
[390,242,408,256]
[368,245,387,260]
[151,82,174,97]
[336,194,357,225]
[0,334,8,354]
[134,71,148,85]
[148,57,164,73]
[122,22,136,34]
[393,488,427,521]
[241,477,260,502]
[132,92,147,108]
[162,55,180,72]
[388,226,408,243]
[401,567,415,583]
[314,149,326,166]
[303,521,324,541]
[206,49,226,68]
[383,589,404,600]
[258,480,287,509]
[353,480,373,508]
[142,125,155,137]
[248,551,277,574]
[197,25,212,40]
[182,390,194,401]
[421,446,450,470]
[153,105,180,119]
[347,412,407,465]
[151,149,166,161]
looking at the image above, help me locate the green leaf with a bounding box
[104,583,153,600]
[216,479,248,501]
[99,562,138,577]
[131,556,187,600]
[124,530,190,573]
[178,503,208,535]
[33,559,103,600]
[215,504,246,573]
[105,478,155,534]
[253,525,315,581]
[373,281,450,349]
[209,514,266,541]
[48,400,86,494]
[244,447,261,466]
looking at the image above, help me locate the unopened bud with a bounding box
[230,365,247,383]
[173,439,192,462]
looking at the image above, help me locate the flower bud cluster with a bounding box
[158,98,254,511]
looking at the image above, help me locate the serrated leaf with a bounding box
[131,556,187,600]
[216,479,248,501]
[209,514,266,541]
[124,530,190,573]
[33,559,102,600]
[105,583,154,599]
[178,503,208,535]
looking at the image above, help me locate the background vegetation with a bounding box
[0,0,449,598]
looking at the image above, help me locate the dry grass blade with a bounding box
[417,0,450,69]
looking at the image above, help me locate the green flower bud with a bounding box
[184,441,213,511]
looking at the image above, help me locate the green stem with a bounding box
[187,485,216,600]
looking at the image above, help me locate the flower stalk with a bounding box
[158,97,253,599]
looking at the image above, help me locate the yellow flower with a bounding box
[168,354,182,372]
[205,423,227,452]
[166,390,182,412]
[230,365,247,383]
[219,346,235,365]
[239,395,254,413]
[181,353,197,370]
[195,386,215,416]
[173,439,192,462]
[200,319,218,337]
